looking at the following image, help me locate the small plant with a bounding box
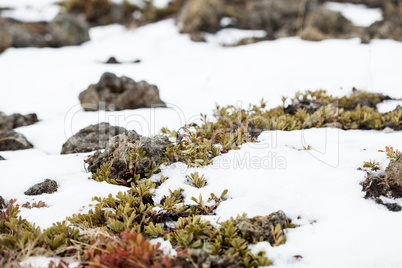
[363,160,380,171]
[186,172,208,188]
[270,224,286,247]
[82,231,170,268]
[190,194,215,215]
[379,146,401,159]
[303,145,312,151]
[208,189,229,206]
[21,201,46,209]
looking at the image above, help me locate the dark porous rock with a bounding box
[105,56,120,64]
[170,249,241,268]
[362,174,388,199]
[0,130,33,151]
[0,112,38,131]
[243,0,301,39]
[0,196,5,208]
[0,12,89,53]
[384,154,402,197]
[237,210,289,246]
[62,0,135,26]
[362,154,402,210]
[47,12,90,47]
[285,90,390,115]
[363,2,402,43]
[190,31,207,42]
[24,179,58,196]
[61,123,127,154]
[0,155,5,160]
[375,198,402,212]
[177,0,225,34]
[302,8,352,41]
[86,131,171,182]
[79,72,166,111]
[0,28,12,53]
[0,18,48,48]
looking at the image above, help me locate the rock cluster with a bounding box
[0,12,89,53]
[176,0,402,44]
[176,0,355,42]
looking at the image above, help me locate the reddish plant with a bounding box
[83,231,174,268]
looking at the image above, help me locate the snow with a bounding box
[0,5,402,268]
[0,0,60,22]
[377,100,402,113]
[205,28,267,46]
[324,2,383,27]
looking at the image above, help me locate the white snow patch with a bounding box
[0,5,60,22]
[150,238,177,256]
[205,28,267,46]
[152,0,172,9]
[377,100,402,113]
[325,2,383,27]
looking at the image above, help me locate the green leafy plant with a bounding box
[186,172,208,188]
[363,160,380,171]
[208,189,229,205]
[270,224,286,247]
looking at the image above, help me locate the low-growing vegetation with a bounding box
[1,89,400,266]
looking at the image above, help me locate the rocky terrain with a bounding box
[0,0,402,267]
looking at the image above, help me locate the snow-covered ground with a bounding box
[1,1,402,267]
[325,1,383,27]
